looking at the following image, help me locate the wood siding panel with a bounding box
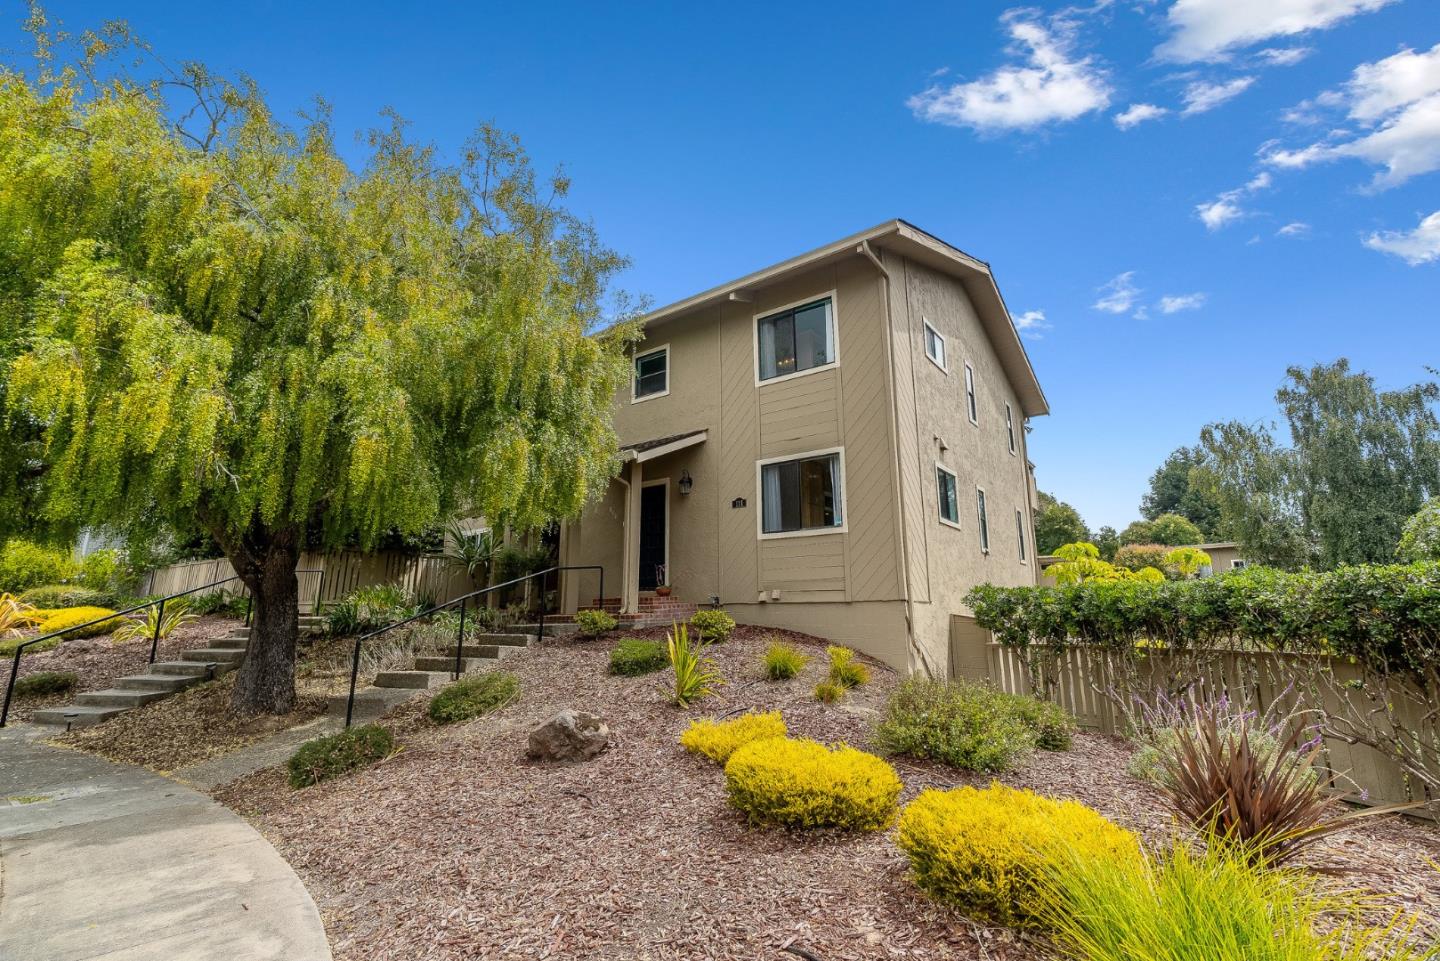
[760,533,846,593]
[719,301,761,603]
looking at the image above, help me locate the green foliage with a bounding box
[573,608,618,637]
[187,591,249,617]
[1034,492,1090,555]
[1120,513,1205,548]
[1398,499,1440,562]
[286,724,396,788]
[1037,841,1439,961]
[873,677,1056,771]
[1092,525,1120,562]
[1163,546,1212,577]
[814,680,845,703]
[0,540,75,592]
[666,622,720,707]
[761,641,808,680]
[680,711,787,763]
[18,584,107,609]
[689,608,736,642]
[324,585,417,637]
[77,549,131,594]
[427,671,519,724]
[724,737,902,831]
[1113,543,1170,573]
[12,670,77,697]
[1049,542,1166,585]
[0,634,57,656]
[826,645,869,688]
[441,521,499,585]
[607,637,667,676]
[898,784,1139,926]
[1141,445,1225,538]
[112,601,197,643]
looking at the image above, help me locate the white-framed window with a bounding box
[1232,559,1247,570]
[936,464,961,528]
[756,447,846,538]
[1016,509,1027,562]
[963,363,978,425]
[755,295,837,384]
[976,487,990,553]
[1005,403,1017,455]
[632,344,670,402]
[923,320,947,372]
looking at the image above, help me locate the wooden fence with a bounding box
[986,642,1430,810]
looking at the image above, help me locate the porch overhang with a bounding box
[620,428,708,464]
[615,429,707,615]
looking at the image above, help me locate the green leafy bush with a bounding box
[287,724,396,788]
[761,641,808,680]
[18,584,111,609]
[826,645,869,688]
[1005,691,1076,750]
[427,671,519,724]
[0,540,76,593]
[608,638,667,676]
[325,584,418,636]
[78,549,132,595]
[689,608,736,642]
[724,737,902,831]
[187,591,250,617]
[1398,499,1440,563]
[13,670,78,697]
[873,677,1049,772]
[573,608,618,637]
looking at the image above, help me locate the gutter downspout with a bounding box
[857,241,927,677]
[613,461,635,615]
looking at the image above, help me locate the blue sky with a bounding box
[6,1,1439,530]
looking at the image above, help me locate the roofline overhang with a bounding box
[620,429,709,464]
[628,220,1049,418]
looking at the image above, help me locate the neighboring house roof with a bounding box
[634,220,1049,418]
[620,429,709,463]
[1193,542,1240,551]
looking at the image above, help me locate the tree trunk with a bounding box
[231,532,301,715]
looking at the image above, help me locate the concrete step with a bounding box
[181,648,246,666]
[115,673,205,693]
[31,704,130,728]
[411,655,494,673]
[331,686,422,721]
[373,670,448,690]
[72,688,171,708]
[211,637,249,650]
[473,633,535,647]
[513,622,577,637]
[150,660,228,678]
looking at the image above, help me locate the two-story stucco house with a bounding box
[557,220,1048,678]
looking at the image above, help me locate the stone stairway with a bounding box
[336,631,538,721]
[32,614,324,729]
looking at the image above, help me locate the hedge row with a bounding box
[964,562,1440,676]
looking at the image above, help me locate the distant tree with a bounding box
[1,22,638,713]
[1034,492,1090,556]
[1397,499,1440,562]
[1119,513,1204,547]
[1093,525,1120,562]
[1140,445,1225,537]
[1202,360,1439,570]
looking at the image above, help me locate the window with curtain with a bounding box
[977,488,990,552]
[937,465,959,526]
[757,298,834,381]
[634,346,668,399]
[761,452,843,534]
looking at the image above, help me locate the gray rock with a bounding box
[526,709,610,761]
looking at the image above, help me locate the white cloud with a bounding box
[1013,309,1052,338]
[909,11,1112,133]
[1093,271,1141,313]
[1159,292,1208,312]
[1277,221,1311,236]
[1157,0,1396,63]
[1263,43,1440,189]
[1182,76,1257,114]
[1196,169,1272,230]
[1364,210,1440,265]
[1114,102,1169,129]
[1255,46,1313,67]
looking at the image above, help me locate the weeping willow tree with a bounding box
[0,15,638,713]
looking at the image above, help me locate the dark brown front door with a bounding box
[638,483,666,591]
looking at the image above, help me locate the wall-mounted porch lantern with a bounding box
[678,469,694,496]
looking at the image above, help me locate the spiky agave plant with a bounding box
[112,602,198,644]
[666,622,721,707]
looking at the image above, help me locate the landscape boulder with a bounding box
[526,709,610,761]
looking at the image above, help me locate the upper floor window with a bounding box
[1015,509,1027,562]
[757,297,835,383]
[923,320,947,372]
[1005,403,1017,455]
[759,449,844,536]
[963,363,978,425]
[936,464,960,528]
[633,344,669,402]
[977,487,990,552]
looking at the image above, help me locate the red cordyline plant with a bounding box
[1159,697,1418,868]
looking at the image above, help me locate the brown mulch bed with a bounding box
[0,615,240,723]
[211,625,1440,961]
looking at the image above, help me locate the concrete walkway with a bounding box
[0,726,332,961]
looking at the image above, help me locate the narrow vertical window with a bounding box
[1016,509,1026,562]
[964,364,978,425]
[923,321,947,371]
[936,464,960,527]
[1005,403,1017,455]
[977,488,990,552]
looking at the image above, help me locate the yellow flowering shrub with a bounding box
[724,737,902,831]
[33,606,123,639]
[897,784,1140,927]
[680,711,787,763]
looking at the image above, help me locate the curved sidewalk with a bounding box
[0,726,331,961]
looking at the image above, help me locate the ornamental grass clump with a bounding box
[0,593,39,638]
[680,711,787,763]
[428,671,519,724]
[897,784,1139,927]
[112,601,197,644]
[826,645,868,688]
[724,737,902,831]
[667,622,721,706]
[608,638,668,676]
[287,724,396,788]
[873,677,1054,773]
[814,679,845,703]
[761,640,808,680]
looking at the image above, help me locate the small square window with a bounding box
[936,465,960,527]
[964,364,978,425]
[923,321,947,371]
[977,488,990,552]
[633,345,669,401]
[757,298,835,382]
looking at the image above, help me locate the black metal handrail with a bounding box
[343,564,604,727]
[1,568,325,728]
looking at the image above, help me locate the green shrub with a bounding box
[12,670,78,697]
[725,736,902,830]
[689,608,736,642]
[0,540,76,593]
[427,671,519,723]
[0,634,58,656]
[18,584,109,609]
[325,584,417,636]
[78,549,131,595]
[826,645,869,688]
[761,641,808,680]
[608,638,667,676]
[873,677,1042,772]
[814,679,845,703]
[680,711,787,763]
[1004,691,1076,750]
[287,724,396,788]
[187,591,250,617]
[32,606,123,639]
[574,608,618,637]
[898,784,1140,927]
